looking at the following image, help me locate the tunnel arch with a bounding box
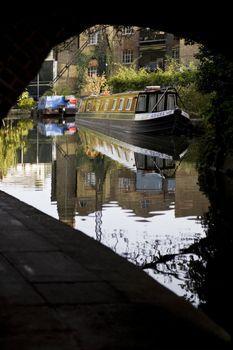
[0,7,231,122]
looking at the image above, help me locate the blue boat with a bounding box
[31,95,77,120]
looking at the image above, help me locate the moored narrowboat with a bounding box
[76,86,192,135]
[31,95,77,121]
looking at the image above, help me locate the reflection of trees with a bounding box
[0,119,34,178]
[138,139,232,338]
[142,162,233,338]
[189,46,233,337]
[187,168,233,338]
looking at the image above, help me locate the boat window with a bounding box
[79,100,85,112]
[86,101,92,112]
[125,98,133,110]
[136,94,147,112]
[132,96,138,111]
[157,93,165,112]
[104,100,109,111]
[95,100,101,111]
[100,100,105,111]
[148,94,157,112]
[167,94,176,109]
[118,98,125,110]
[112,99,117,110]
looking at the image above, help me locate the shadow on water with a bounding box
[192,150,233,339]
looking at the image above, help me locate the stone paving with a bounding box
[0,191,231,349]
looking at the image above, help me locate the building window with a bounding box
[122,49,133,64]
[88,66,98,77]
[140,199,151,209]
[122,26,134,35]
[172,47,179,60]
[85,172,96,186]
[89,32,98,45]
[118,177,131,191]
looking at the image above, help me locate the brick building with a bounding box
[28,26,199,97]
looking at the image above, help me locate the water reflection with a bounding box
[0,118,209,306]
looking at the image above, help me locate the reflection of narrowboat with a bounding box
[31,95,77,120]
[76,86,191,135]
[78,126,189,175]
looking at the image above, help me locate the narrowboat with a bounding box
[76,86,192,135]
[31,95,77,121]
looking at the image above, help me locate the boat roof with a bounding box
[81,86,177,100]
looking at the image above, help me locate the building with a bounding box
[179,39,199,65]
[27,51,57,100]
[138,28,180,71]
[28,26,199,98]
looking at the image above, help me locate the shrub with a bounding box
[17,90,35,110]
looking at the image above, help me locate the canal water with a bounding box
[1,118,232,339]
[0,119,209,304]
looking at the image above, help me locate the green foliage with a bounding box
[75,52,94,95]
[196,46,233,124]
[92,29,110,76]
[107,59,198,93]
[107,60,212,118]
[178,84,214,119]
[17,90,35,110]
[85,74,108,95]
[195,46,233,175]
[0,119,33,177]
[107,65,150,92]
[52,83,75,96]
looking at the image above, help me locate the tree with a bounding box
[17,90,35,110]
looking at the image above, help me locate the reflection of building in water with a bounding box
[6,128,53,188]
[1,163,51,189]
[52,134,78,227]
[76,160,175,219]
[76,127,185,219]
[17,128,53,164]
[175,163,209,217]
[110,168,175,218]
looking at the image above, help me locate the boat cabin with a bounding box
[78,91,138,114]
[78,86,178,115]
[136,86,178,113]
[32,95,77,119]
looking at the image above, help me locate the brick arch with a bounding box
[0,8,231,124]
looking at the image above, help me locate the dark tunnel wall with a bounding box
[0,5,231,123]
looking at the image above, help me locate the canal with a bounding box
[0,118,232,339]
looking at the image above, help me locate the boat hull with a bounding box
[76,111,191,136]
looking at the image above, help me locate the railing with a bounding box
[139,32,166,43]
